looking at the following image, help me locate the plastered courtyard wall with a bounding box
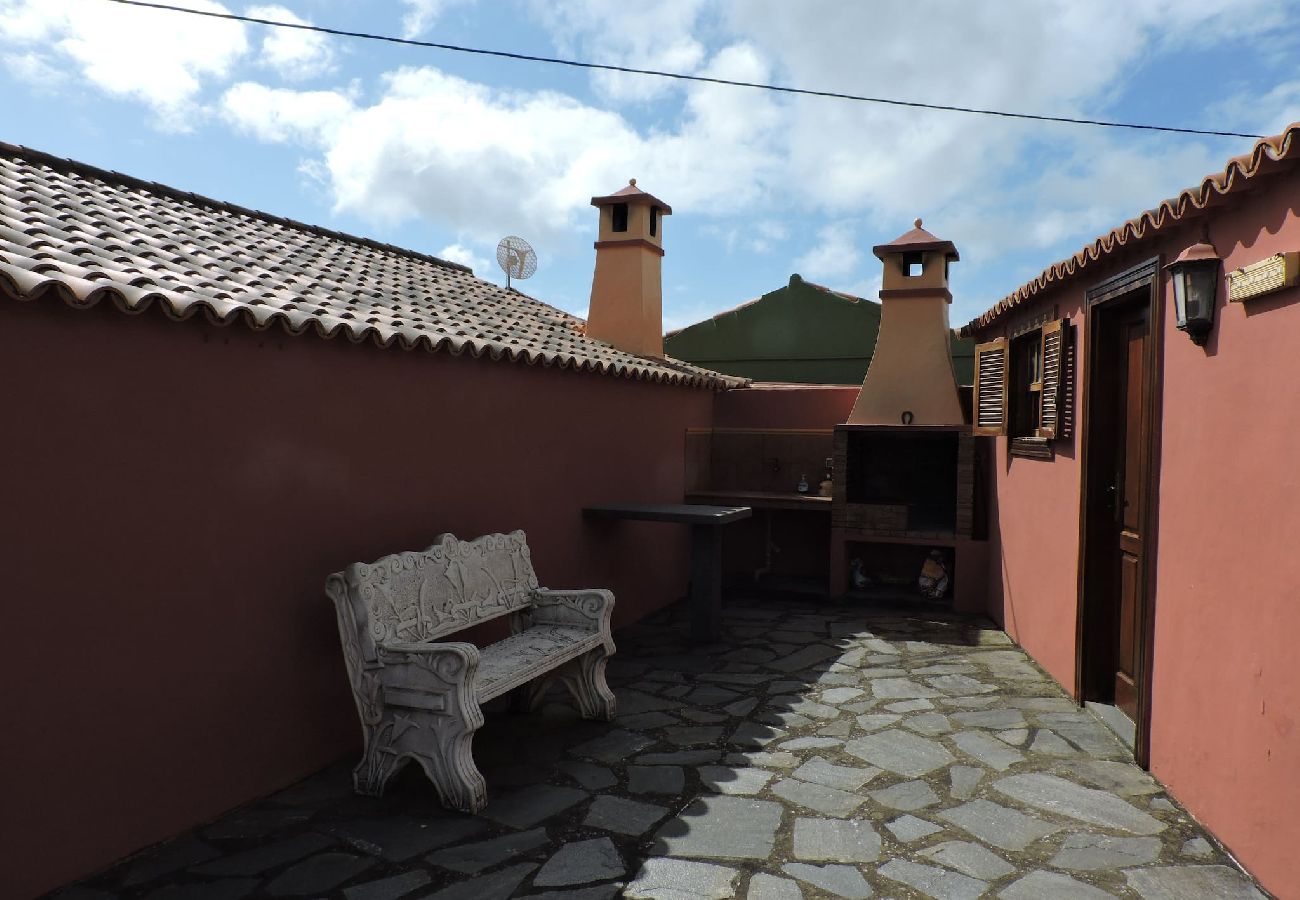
[0,298,712,899]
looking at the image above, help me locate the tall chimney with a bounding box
[586,179,672,358]
[847,219,965,426]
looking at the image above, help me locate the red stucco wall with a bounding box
[712,382,858,429]
[976,166,1300,897]
[0,299,712,899]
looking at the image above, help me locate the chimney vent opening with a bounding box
[612,203,629,233]
[903,251,924,277]
[650,206,659,236]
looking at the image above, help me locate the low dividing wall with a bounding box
[0,299,712,898]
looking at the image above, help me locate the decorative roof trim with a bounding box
[961,122,1300,335]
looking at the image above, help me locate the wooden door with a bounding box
[1111,304,1149,718]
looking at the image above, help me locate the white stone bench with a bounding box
[326,530,616,812]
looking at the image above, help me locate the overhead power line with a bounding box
[105,0,1265,140]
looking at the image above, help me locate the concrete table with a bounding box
[583,503,752,642]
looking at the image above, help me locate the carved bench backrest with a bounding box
[329,530,540,663]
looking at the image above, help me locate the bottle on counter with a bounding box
[819,456,834,497]
[797,473,809,493]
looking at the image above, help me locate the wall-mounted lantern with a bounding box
[1166,232,1221,346]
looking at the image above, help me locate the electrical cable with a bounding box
[103,0,1266,140]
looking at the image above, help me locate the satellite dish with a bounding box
[496,235,538,290]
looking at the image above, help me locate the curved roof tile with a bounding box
[962,122,1300,335]
[0,142,742,390]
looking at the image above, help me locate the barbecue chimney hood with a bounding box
[846,219,965,426]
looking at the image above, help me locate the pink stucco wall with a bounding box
[976,165,1300,897]
[0,298,713,899]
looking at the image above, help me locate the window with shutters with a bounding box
[973,319,1069,457]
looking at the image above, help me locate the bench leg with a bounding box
[512,676,554,713]
[353,739,408,797]
[412,726,488,814]
[558,647,617,721]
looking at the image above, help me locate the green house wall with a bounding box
[665,274,975,385]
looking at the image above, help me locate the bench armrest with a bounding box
[374,641,482,716]
[525,588,615,641]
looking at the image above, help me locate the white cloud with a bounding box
[246,5,335,80]
[400,0,478,39]
[0,0,248,130]
[219,81,354,144]
[795,223,861,280]
[438,242,492,274]
[527,0,709,102]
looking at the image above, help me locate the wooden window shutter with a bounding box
[1036,319,1068,439]
[973,337,1009,436]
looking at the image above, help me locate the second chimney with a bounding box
[586,179,672,358]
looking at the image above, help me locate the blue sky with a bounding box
[3,0,1299,331]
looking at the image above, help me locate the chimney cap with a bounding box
[591,179,673,214]
[872,219,959,261]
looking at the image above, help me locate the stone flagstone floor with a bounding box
[58,597,1270,899]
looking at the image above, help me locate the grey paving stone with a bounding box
[191,834,333,876]
[534,837,625,886]
[878,859,987,900]
[993,773,1166,834]
[997,870,1115,899]
[624,857,738,899]
[951,731,1025,771]
[948,765,985,799]
[724,697,760,717]
[427,828,549,873]
[620,712,682,730]
[919,841,1016,880]
[1124,865,1266,899]
[952,708,1026,729]
[939,799,1061,852]
[698,766,776,795]
[729,722,786,748]
[328,815,487,862]
[1059,759,1160,796]
[1051,832,1163,870]
[1035,716,1125,757]
[872,678,944,699]
[884,699,934,713]
[653,795,782,860]
[123,837,221,885]
[927,674,997,695]
[142,880,259,900]
[773,696,841,719]
[792,756,880,791]
[997,728,1029,745]
[265,852,376,896]
[520,887,622,900]
[559,761,618,791]
[483,785,588,829]
[205,808,313,837]
[885,814,943,842]
[746,873,804,899]
[1149,797,1176,812]
[343,870,432,900]
[664,725,726,746]
[781,863,873,899]
[778,736,843,750]
[769,644,843,673]
[584,796,669,836]
[629,765,685,795]
[855,713,903,731]
[688,686,742,706]
[637,749,721,765]
[772,778,864,817]
[819,687,865,704]
[913,664,978,675]
[1181,836,1214,858]
[725,750,800,769]
[680,709,729,724]
[422,862,538,900]
[617,690,682,714]
[870,779,940,811]
[844,728,955,776]
[902,713,953,736]
[792,818,881,862]
[817,718,854,737]
[1028,729,1079,756]
[570,729,656,763]
[764,711,814,728]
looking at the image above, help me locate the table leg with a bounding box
[690,524,723,642]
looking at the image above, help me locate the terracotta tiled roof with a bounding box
[0,143,739,389]
[962,122,1300,335]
